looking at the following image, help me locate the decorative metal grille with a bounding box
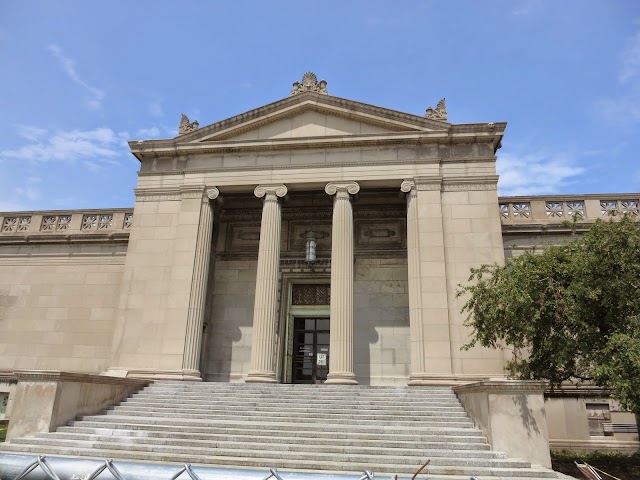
[82,214,113,230]
[2,216,31,232]
[41,215,72,231]
[545,202,563,217]
[98,214,113,229]
[601,201,618,216]
[566,201,585,218]
[499,203,509,218]
[292,284,330,305]
[512,203,531,218]
[621,200,639,216]
[124,213,134,228]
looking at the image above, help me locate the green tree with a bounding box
[457,215,640,414]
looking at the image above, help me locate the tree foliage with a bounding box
[457,216,640,413]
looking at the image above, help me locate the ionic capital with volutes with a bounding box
[254,184,288,200]
[325,182,360,199]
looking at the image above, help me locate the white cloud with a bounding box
[15,177,42,202]
[497,150,585,196]
[595,27,640,125]
[619,31,640,85]
[0,127,128,164]
[135,127,161,138]
[46,44,105,110]
[0,175,42,212]
[593,95,640,126]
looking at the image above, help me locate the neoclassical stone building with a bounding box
[0,73,638,450]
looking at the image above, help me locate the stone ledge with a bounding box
[453,379,548,394]
[13,370,148,386]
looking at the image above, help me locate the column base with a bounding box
[325,372,358,385]
[245,371,278,383]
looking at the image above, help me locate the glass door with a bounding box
[292,318,329,384]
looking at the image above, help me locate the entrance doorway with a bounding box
[292,317,329,384]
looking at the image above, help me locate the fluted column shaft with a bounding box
[401,180,426,376]
[246,184,287,383]
[325,181,360,385]
[182,188,219,377]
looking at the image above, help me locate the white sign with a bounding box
[316,353,327,366]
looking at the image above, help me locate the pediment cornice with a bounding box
[128,92,506,159]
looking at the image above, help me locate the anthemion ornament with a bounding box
[178,113,199,135]
[425,98,447,121]
[291,72,328,95]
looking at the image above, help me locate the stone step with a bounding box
[140,385,457,394]
[59,422,487,441]
[13,436,504,460]
[44,430,491,450]
[137,388,458,399]
[0,444,557,477]
[109,404,470,420]
[0,440,531,468]
[125,396,466,409]
[100,409,475,427]
[74,415,482,435]
[143,383,455,392]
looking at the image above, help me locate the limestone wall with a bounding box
[202,259,257,382]
[354,259,410,385]
[0,246,125,373]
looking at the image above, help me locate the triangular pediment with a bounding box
[174,92,449,145]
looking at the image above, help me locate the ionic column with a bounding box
[246,184,288,383]
[325,181,360,385]
[182,187,219,378]
[401,180,426,377]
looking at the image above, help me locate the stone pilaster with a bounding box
[246,184,287,383]
[325,181,360,385]
[182,188,219,378]
[401,180,425,377]
[401,178,453,385]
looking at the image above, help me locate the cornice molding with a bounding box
[414,176,443,191]
[0,232,130,245]
[132,93,455,146]
[442,175,499,192]
[130,130,505,159]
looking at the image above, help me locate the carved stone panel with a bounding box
[226,222,261,252]
[355,219,406,250]
[292,283,330,305]
[288,221,332,253]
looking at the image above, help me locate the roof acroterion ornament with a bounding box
[291,72,328,96]
[178,113,199,135]
[425,98,447,122]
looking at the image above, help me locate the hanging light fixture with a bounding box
[305,230,317,265]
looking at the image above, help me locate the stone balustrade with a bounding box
[499,194,639,226]
[0,209,133,238]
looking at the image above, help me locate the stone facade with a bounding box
[0,75,638,450]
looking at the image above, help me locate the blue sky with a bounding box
[0,1,638,212]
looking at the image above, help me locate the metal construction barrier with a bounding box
[1,455,389,480]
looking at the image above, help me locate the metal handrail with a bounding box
[7,456,382,480]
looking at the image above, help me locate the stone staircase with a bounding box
[0,382,559,478]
